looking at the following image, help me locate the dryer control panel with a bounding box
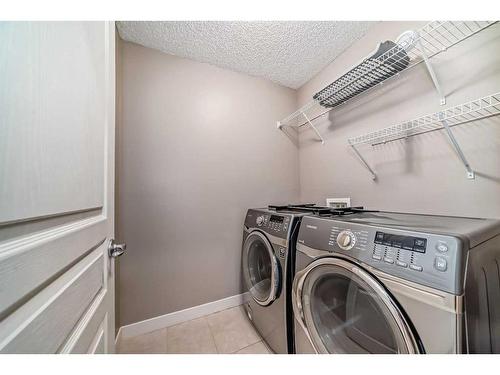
[297,215,466,295]
[245,209,292,239]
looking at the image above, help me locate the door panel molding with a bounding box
[0,215,107,316]
[60,291,109,353]
[88,318,106,354]
[0,247,105,353]
[0,207,102,243]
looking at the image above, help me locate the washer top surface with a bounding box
[253,207,311,218]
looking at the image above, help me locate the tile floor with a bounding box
[117,305,273,354]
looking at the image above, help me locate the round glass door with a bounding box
[242,231,279,306]
[297,257,420,354]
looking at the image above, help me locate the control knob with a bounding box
[256,216,265,226]
[337,230,356,250]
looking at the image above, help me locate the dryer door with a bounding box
[292,257,422,354]
[242,231,280,306]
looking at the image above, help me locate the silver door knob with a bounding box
[108,239,126,258]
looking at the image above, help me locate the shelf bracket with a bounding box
[439,114,475,179]
[301,111,325,144]
[417,34,446,105]
[350,144,377,180]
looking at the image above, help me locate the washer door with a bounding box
[242,231,280,306]
[292,257,421,354]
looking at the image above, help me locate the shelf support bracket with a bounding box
[350,144,377,180]
[301,111,325,144]
[417,35,446,105]
[439,114,475,179]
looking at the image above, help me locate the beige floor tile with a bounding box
[166,317,217,354]
[206,306,261,354]
[235,341,271,354]
[117,328,167,354]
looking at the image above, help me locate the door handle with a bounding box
[108,239,126,258]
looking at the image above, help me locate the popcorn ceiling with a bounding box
[116,21,374,89]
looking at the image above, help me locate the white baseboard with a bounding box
[117,292,250,340]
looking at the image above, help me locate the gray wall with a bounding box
[297,21,500,218]
[116,40,299,326]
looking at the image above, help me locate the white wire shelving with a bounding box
[347,92,500,180]
[277,21,497,143]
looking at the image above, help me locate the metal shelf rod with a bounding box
[347,92,500,180]
[369,113,499,146]
[351,145,377,180]
[417,35,446,105]
[439,115,475,179]
[301,111,325,144]
[297,107,332,128]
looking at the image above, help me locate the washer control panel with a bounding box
[370,231,455,277]
[374,231,427,252]
[297,216,466,295]
[245,210,291,239]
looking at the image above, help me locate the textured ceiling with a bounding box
[116,21,374,89]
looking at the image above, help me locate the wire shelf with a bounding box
[277,21,497,138]
[348,92,500,146]
[315,21,495,108]
[347,92,500,180]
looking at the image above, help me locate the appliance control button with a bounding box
[256,216,264,226]
[372,254,382,260]
[383,257,394,264]
[434,257,447,272]
[409,264,423,272]
[396,260,408,268]
[436,243,449,253]
[414,238,426,247]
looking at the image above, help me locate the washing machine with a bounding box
[292,210,500,354]
[242,204,336,354]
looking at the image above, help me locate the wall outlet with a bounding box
[326,197,351,209]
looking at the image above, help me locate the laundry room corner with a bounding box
[113,31,301,331]
[2,4,500,368]
[296,21,500,218]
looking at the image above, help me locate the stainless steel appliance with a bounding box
[292,210,500,354]
[242,204,338,353]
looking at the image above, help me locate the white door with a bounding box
[0,21,118,353]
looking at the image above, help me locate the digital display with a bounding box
[270,215,284,223]
[375,231,427,253]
